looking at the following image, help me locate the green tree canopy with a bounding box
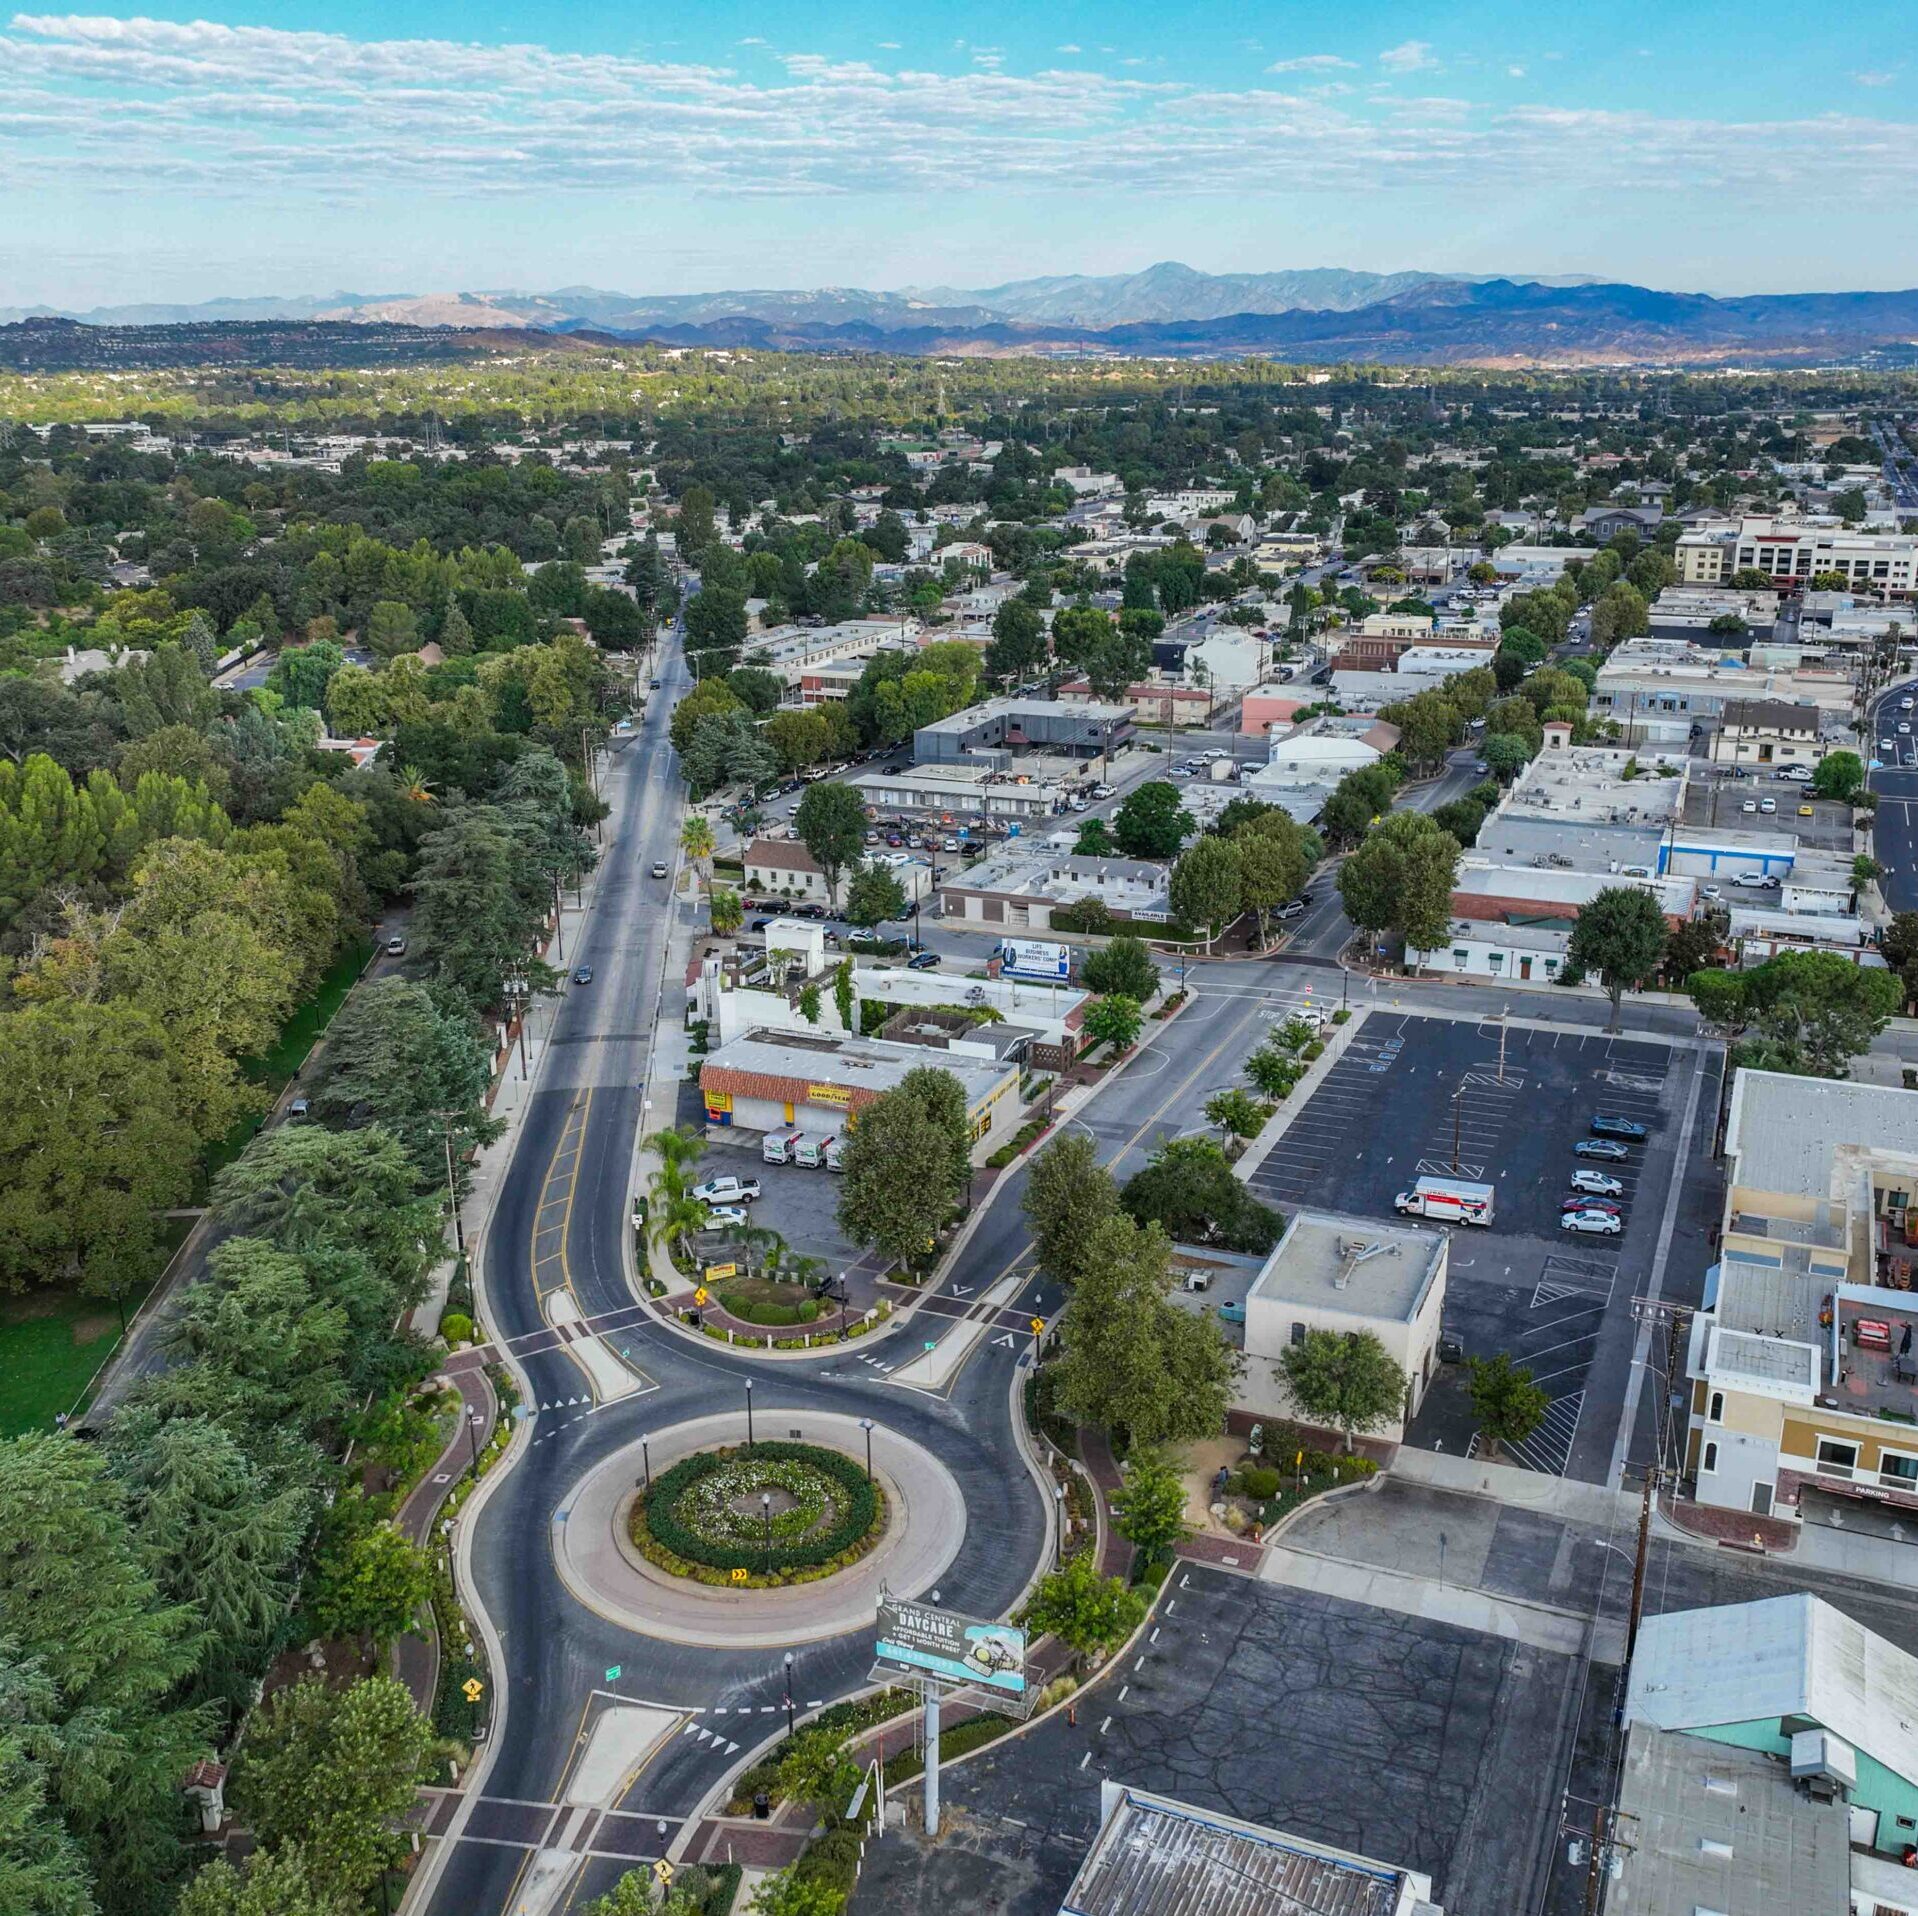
[1566,885,1669,1030]
[1337,811,1459,959]
[1278,1329,1407,1451]
[1110,781,1191,860]
[793,781,868,906]
[1021,1134,1120,1287]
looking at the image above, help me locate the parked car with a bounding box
[1560,1196,1624,1216]
[1093,784,1116,799]
[1740,798,1758,813]
[692,1176,761,1205]
[1798,804,1814,817]
[1561,1209,1624,1236]
[1570,1169,1623,1197]
[1758,797,1777,814]
[702,1205,749,1229]
[1902,723,1912,736]
[1591,1114,1648,1140]
[1780,765,1814,783]
[750,917,773,932]
[385,934,407,956]
[908,951,940,970]
[1276,899,1309,922]
[1882,739,1896,754]
[1731,872,1781,890]
[1575,1138,1631,1161]
[573,965,593,985]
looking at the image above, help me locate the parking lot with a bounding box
[852,1564,1573,1916]
[1242,1013,1692,1479]
[1683,768,1852,853]
[683,1132,881,1296]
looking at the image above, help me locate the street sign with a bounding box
[876,1597,1026,1696]
[462,1678,485,1703]
[730,1568,749,1584]
[653,1860,674,1885]
[1030,1317,1044,1335]
[694,1287,709,1306]
[606,1665,622,1682]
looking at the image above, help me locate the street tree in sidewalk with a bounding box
[1465,1353,1551,1462]
[1023,1549,1147,1656]
[1082,993,1144,1054]
[1231,810,1317,948]
[1110,781,1192,859]
[1168,835,1243,953]
[1336,810,1459,962]
[680,812,716,885]
[1479,733,1532,784]
[776,1728,862,1819]
[1110,1449,1191,1559]
[844,861,908,929]
[1081,933,1159,1002]
[1021,1134,1120,1287]
[1565,885,1668,1031]
[1051,1213,1237,1448]
[232,1676,441,1898]
[1204,1087,1269,1140]
[836,1090,956,1272]
[1277,1328,1406,1453]
[793,781,868,907]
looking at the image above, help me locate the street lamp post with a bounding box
[783,1652,796,1739]
[640,1436,651,1491]
[745,1378,755,1449]
[466,1408,484,1480]
[761,1491,772,1552]
[860,1418,874,1483]
[1053,1482,1066,1567]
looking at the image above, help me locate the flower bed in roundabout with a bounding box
[629,1440,888,1589]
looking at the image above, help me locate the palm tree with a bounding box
[680,814,716,892]
[398,764,440,807]
[645,1123,706,1179]
[649,1188,710,1265]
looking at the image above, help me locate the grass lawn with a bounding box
[0,1218,187,1436]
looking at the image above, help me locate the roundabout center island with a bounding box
[553,1411,969,1648]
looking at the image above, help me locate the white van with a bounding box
[794,1133,835,1169]
[762,1129,803,1165]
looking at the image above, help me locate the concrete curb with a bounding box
[1233,1006,1368,1185]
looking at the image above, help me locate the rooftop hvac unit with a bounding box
[1790,1728,1856,1800]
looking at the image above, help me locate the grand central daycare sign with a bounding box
[875,1596,1028,1696]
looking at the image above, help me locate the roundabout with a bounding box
[553,1411,969,1648]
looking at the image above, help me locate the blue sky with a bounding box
[5,1,1918,308]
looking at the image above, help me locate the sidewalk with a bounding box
[392,1365,499,1714]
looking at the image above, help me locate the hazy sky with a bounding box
[5,0,1918,308]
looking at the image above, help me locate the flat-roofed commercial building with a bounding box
[912,696,1134,769]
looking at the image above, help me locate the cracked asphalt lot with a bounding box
[853,1564,1576,1916]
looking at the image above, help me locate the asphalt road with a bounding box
[1869,675,1918,915]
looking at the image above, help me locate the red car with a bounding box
[1560,1196,1623,1217]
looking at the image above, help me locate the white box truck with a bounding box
[794,1133,835,1169]
[1393,1176,1494,1226]
[762,1128,803,1165]
[824,1136,846,1172]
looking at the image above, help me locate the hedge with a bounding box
[638,1441,880,1576]
[882,1711,1014,1787]
[718,1290,821,1326]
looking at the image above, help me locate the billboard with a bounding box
[875,1597,1026,1695]
[998,939,1071,982]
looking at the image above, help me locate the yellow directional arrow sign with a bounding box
[1030,1317,1045,1336]
[694,1287,709,1307]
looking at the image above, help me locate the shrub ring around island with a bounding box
[629,1440,888,1589]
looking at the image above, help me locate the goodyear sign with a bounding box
[808,1082,855,1107]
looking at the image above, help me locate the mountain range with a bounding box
[4,264,1918,368]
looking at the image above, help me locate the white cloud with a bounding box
[1057,43,1081,54]
[1265,54,1355,74]
[1507,64,1526,78]
[1854,69,1899,86]
[1379,40,1435,73]
[1,13,1915,220]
